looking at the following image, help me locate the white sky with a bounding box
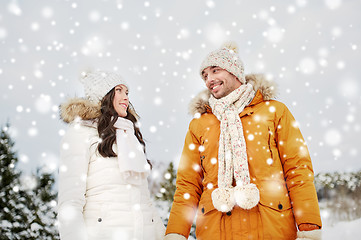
[1,0,360,174]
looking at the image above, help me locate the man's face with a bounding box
[202,66,242,99]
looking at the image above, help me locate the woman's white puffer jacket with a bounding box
[58,98,165,240]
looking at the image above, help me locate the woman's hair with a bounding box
[97,88,151,168]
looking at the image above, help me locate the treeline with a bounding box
[315,171,361,200]
[314,171,361,223]
[0,125,59,239]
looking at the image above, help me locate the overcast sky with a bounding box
[1,0,360,176]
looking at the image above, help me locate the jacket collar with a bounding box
[188,74,278,116]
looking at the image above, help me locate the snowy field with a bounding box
[322,218,361,240]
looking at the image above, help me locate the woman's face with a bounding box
[112,84,129,117]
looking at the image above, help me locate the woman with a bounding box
[58,70,165,240]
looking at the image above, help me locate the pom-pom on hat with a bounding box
[200,41,246,84]
[79,70,128,103]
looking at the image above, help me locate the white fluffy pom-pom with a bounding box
[211,187,235,212]
[234,183,260,210]
[222,41,238,53]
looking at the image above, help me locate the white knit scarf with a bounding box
[114,117,150,185]
[209,83,260,212]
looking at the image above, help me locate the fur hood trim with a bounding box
[189,74,278,116]
[60,98,101,123]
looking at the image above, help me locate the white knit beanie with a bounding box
[79,70,128,103]
[200,41,246,84]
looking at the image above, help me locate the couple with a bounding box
[58,42,322,240]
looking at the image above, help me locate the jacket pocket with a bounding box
[198,190,216,215]
[83,203,107,237]
[196,192,222,239]
[257,181,297,239]
[258,180,291,212]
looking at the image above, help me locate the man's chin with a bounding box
[211,92,222,99]
[210,87,225,97]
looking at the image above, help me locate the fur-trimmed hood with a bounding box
[189,74,278,116]
[59,98,101,123]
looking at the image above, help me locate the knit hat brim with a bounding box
[200,41,246,84]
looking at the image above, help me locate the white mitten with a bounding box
[164,233,187,240]
[296,229,322,240]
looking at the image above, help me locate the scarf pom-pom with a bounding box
[211,187,235,212]
[234,183,260,210]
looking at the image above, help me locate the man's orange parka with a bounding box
[165,74,322,240]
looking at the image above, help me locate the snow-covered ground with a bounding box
[322,218,361,240]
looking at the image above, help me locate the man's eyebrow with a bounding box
[202,66,217,75]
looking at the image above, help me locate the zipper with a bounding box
[200,155,206,173]
[267,127,274,163]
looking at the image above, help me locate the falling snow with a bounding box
[1,0,361,237]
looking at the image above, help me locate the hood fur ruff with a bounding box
[60,98,101,123]
[189,74,278,116]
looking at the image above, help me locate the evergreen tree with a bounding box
[156,161,196,238]
[155,161,177,207]
[23,169,59,239]
[0,125,27,239]
[0,125,59,239]
[153,161,177,227]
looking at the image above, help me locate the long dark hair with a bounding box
[97,88,151,168]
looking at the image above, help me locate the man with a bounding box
[164,42,322,240]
